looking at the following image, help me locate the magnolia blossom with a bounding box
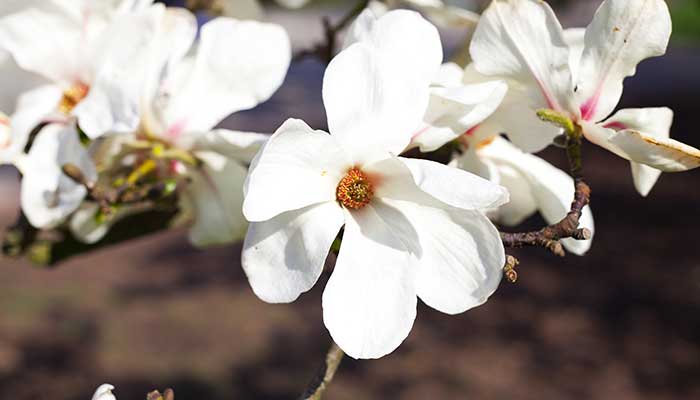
[470,0,700,196]
[377,0,479,28]
[71,12,290,247]
[242,10,508,359]
[92,384,116,400]
[0,1,167,227]
[204,0,310,20]
[410,61,593,254]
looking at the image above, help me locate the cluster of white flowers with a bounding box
[1,0,698,370]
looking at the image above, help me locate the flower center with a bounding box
[336,168,374,210]
[58,82,90,114]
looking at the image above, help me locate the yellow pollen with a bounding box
[476,136,496,150]
[336,168,374,210]
[58,83,90,114]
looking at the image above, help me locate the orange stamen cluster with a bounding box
[59,82,90,114]
[336,168,374,210]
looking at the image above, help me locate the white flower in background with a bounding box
[0,1,168,228]
[456,137,595,255]
[409,61,593,254]
[379,0,479,28]
[91,384,116,400]
[71,13,290,247]
[242,10,508,359]
[470,0,700,196]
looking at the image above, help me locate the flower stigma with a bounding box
[59,82,90,114]
[336,167,374,209]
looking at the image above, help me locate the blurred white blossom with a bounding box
[92,384,116,400]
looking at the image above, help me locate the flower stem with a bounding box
[299,341,345,400]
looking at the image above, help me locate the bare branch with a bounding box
[299,341,345,400]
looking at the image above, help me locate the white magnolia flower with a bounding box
[470,0,700,196]
[92,384,116,400]
[242,10,509,359]
[206,0,311,20]
[71,13,290,247]
[456,137,594,255]
[409,61,593,254]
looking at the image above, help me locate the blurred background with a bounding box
[1,0,700,399]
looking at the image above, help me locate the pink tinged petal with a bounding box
[163,18,291,133]
[20,123,95,229]
[384,199,505,315]
[480,137,594,255]
[470,0,575,115]
[323,10,442,164]
[575,0,671,122]
[0,3,82,84]
[242,119,352,222]
[185,151,249,247]
[411,80,508,152]
[185,129,268,164]
[322,207,417,359]
[602,107,673,196]
[393,157,509,210]
[243,202,344,303]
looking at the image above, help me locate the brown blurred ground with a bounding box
[2,4,700,400]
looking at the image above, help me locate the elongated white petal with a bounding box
[162,18,290,134]
[0,3,81,84]
[486,162,538,226]
[384,199,504,315]
[243,202,344,303]
[323,207,417,359]
[183,129,268,164]
[564,28,586,81]
[0,49,47,114]
[1,85,63,165]
[20,124,94,229]
[576,0,671,122]
[275,0,310,8]
[608,130,700,172]
[411,80,508,152]
[92,384,116,400]
[324,10,442,164]
[243,119,352,222]
[186,151,248,247]
[470,0,575,115]
[73,6,164,138]
[602,107,673,196]
[479,138,594,255]
[382,157,509,210]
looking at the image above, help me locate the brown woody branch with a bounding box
[293,0,370,64]
[299,341,345,400]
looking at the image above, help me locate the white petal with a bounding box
[217,0,263,20]
[323,10,442,164]
[20,124,94,229]
[73,6,165,138]
[432,62,466,88]
[183,129,268,164]
[0,3,81,84]
[602,107,673,196]
[470,0,575,115]
[92,384,116,400]
[487,162,538,226]
[576,0,671,122]
[479,138,594,255]
[378,157,509,210]
[323,207,417,359]
[413,2,480,29]
[385,199,504,315]
[411,79,508,152]
[242,202,344,303]
[0,85,63,164]
[162,18,291,134]
[564,27,586,81]
[69,202,144,244]
[0,48,47,114]
[608,130,700,172]
[186,151,249,247]
[242,119,352,222]
[274,0,310,8]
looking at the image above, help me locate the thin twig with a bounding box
[299,341,345,400]
[500,124,591,257]
[294,0,370,63]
